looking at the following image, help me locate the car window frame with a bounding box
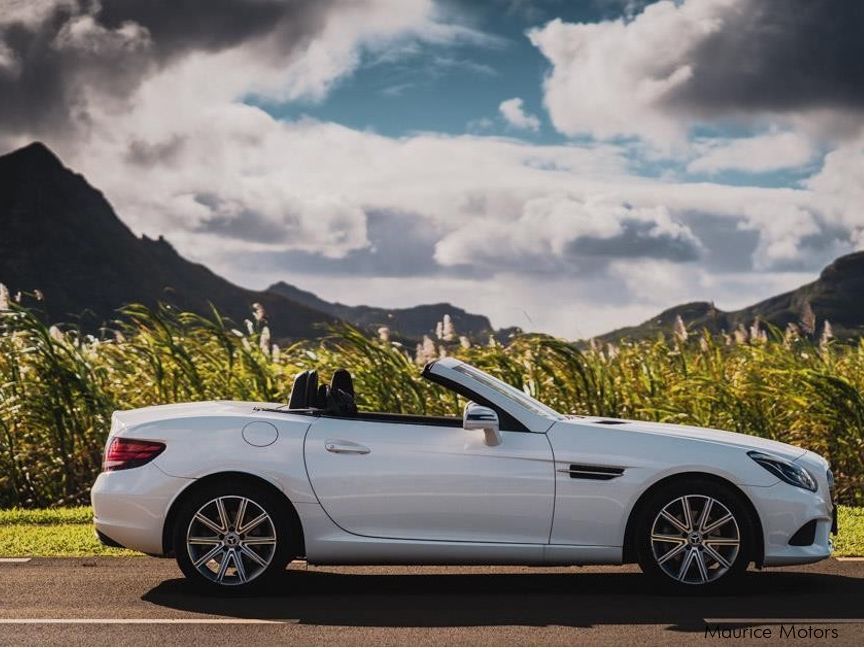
[422,363,530,432]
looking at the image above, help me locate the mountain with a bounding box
[6,142,860,347]
[0,142,338,338]
[600,251,864,341]
[267,281,513,342]
[0,142,510,343]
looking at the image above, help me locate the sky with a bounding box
[1,0,863,338]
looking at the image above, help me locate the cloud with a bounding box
[0,0,332,136]
[528,1,731,143]
[529,0,864,143]
[430,55,497,77]
[687,131,815,174]
[231,209,466,280]
[466,116,495,133]
[380,82,415,97]
[499,97,540,131]
[10,83,856,336]
[804,136,864,250]
[4,0,864,339]
[434,195,701,272]
[188,192,370,256]
[668,0,864,118]
[0,0,488,138]
[64,95,635,263]
[0,0,523,264]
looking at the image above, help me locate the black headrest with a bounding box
[304,370,319,409]
[288,371,309,409]
[316,384,329,409]
[330,368,354,398]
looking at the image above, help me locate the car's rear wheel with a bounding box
[173,482,295,593]
[636,479,754,592]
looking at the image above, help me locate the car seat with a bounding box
[287,371,309,409]
[330,368,354,398]
[315,384,329,409]
[304,370,319,408]
[327,368,357,416]
[287,369,320,409]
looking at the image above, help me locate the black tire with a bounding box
[173,480,296,594]
[635,479,755,593]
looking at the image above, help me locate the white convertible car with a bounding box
[92,358,835,592]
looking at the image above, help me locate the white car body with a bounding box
[92,358,833,580]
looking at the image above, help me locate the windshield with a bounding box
[452,364,564,420]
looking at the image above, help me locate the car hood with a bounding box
[564,415,808,461]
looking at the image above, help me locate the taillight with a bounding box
[103,437,165,472]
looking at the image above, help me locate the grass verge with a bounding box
[1,506,136,557]
[835,506,864,557]
[2,506,863,558]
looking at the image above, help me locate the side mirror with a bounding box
[463,402,502,446]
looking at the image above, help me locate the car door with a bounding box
[304,416,555,544]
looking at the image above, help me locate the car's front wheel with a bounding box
[636,479,754,591]
[173,482,295,593]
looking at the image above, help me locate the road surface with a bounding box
[1,558,863,645]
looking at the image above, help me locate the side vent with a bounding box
[559,464,625,480]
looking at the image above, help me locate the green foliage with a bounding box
[0,523,136,557]
[0,505,133,558]
[835,506,864,557]
[1,300,863,507]
[0,505,92,525]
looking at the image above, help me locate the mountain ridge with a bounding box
[0,142,341,339]
[266,281,509,342]
[0,142,504,342]
[598,251,864,341]
[4,142,863,345]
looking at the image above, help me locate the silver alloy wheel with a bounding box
[650,494,740,585]
[186,495,277,586]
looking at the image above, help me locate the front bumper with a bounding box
[91,462,193,555]
[746,478,833,567]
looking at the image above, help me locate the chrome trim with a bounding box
[325,441,371,454]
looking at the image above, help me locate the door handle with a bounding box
[325,440,371,454]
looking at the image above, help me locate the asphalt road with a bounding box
[1,558,863,646]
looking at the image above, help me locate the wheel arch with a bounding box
[621,471,765,567]
[162,471,305,558]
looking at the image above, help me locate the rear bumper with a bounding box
[91,462,193,555]
[95,529,125,549]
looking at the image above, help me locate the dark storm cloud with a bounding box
[192,192,297,244]
[230,210,490,279]
[96,0,324,56]
[683,213,759,272]
[565,220,701,263]
[667,0,864,116]
[125,135,186,166]
[679,211,850,274]
[0,0,332,136]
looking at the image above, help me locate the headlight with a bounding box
[747,450,817,492]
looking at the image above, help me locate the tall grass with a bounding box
[1,297,862,507]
